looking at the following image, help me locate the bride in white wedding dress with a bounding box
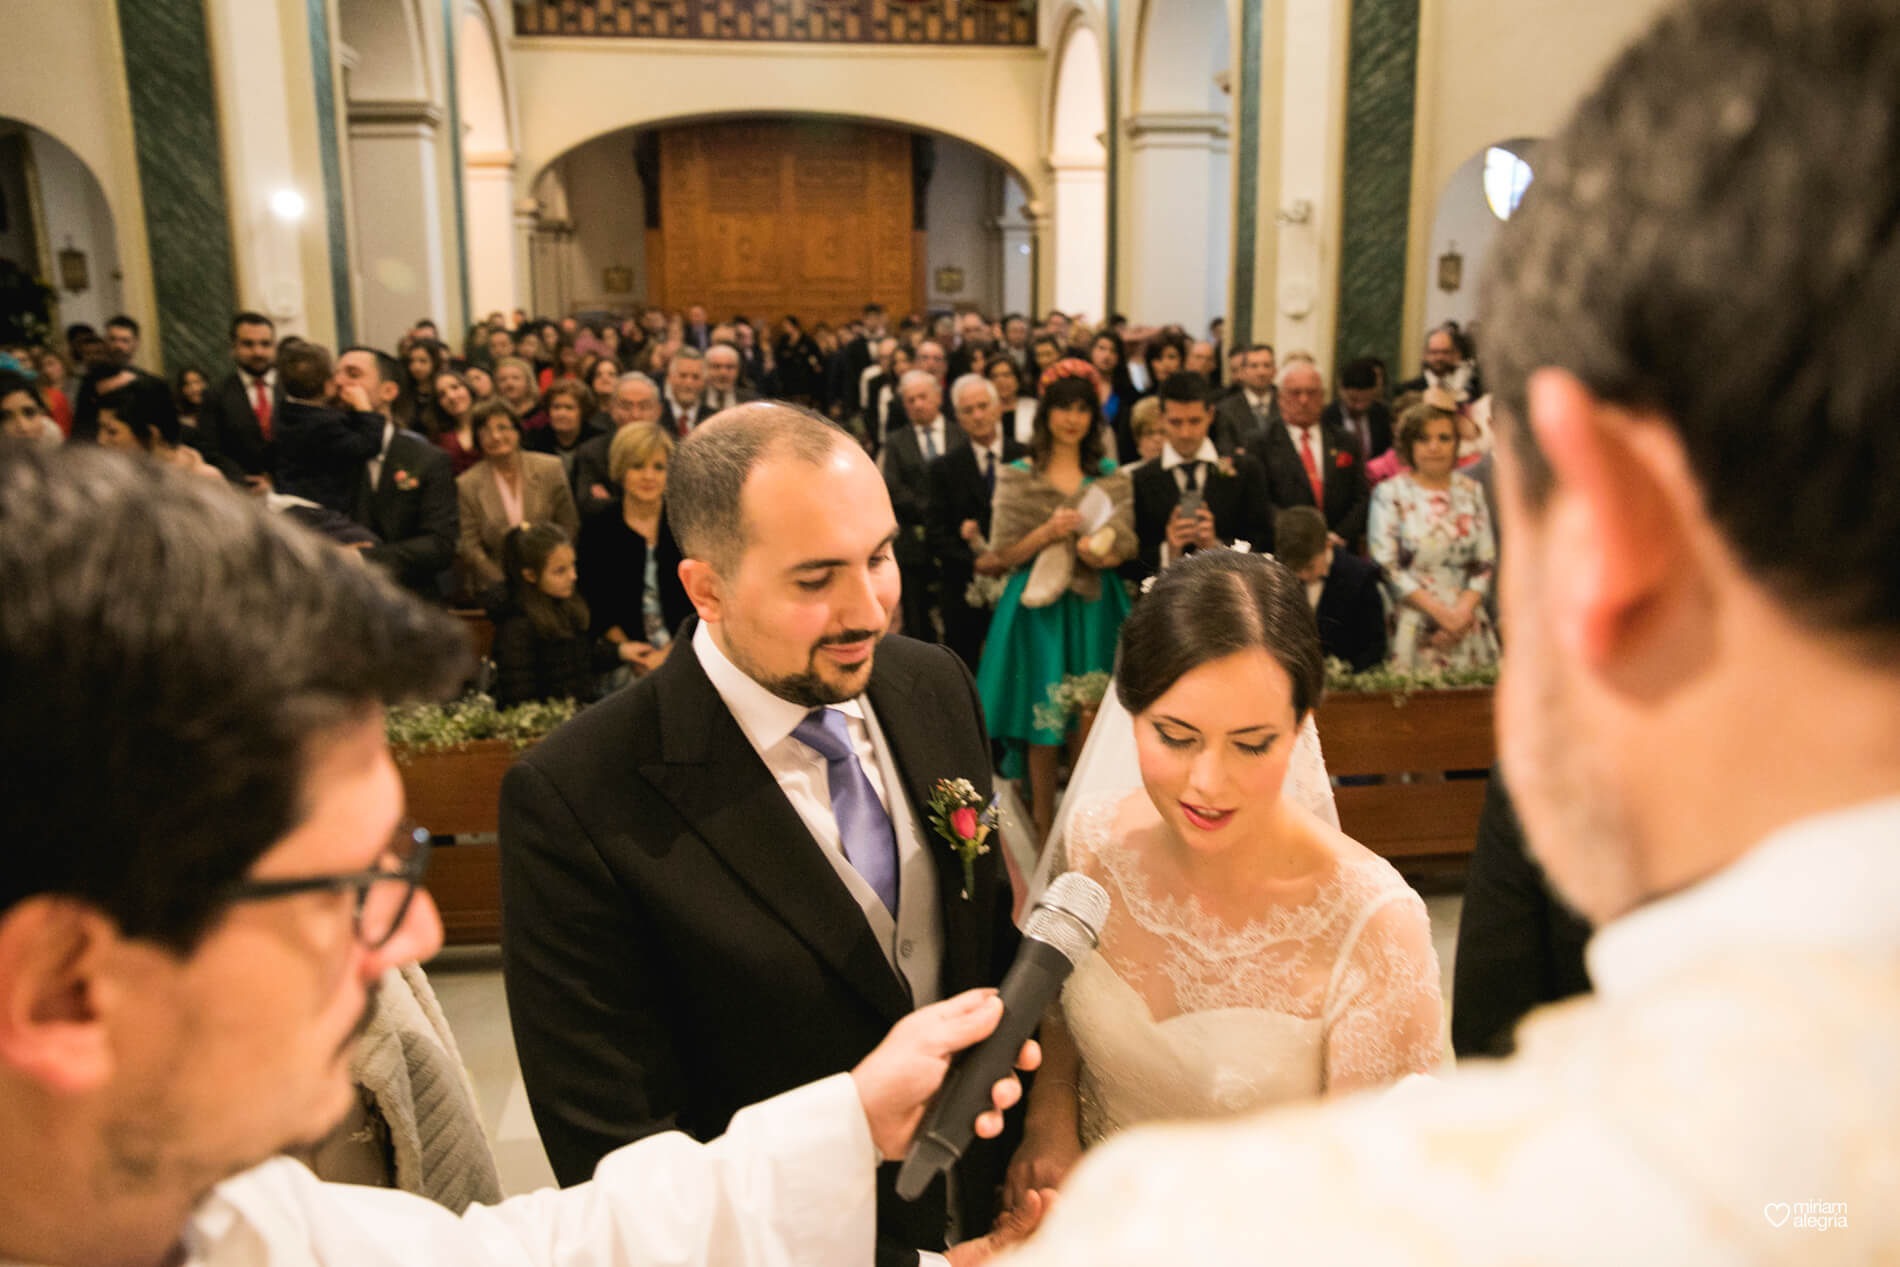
[1005,551,1444,1207]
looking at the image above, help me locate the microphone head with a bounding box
[1022,872,1110,964]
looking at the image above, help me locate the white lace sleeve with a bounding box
[1321,888,1446,1093]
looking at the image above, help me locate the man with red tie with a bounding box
[200,311,282,491]
[1249,357,1369,550]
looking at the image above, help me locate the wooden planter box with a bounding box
[396,740,516,945]
[1313,687,1495,861]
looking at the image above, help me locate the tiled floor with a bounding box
[430,892,1466,1198]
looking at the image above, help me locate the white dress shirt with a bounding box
[38,1076,875,1267]
[691,622,944,1004]
[912,416,950,462]
[1002,795,1900,1266]
[365,420,396,491]
[972,435,1006,484]
[666,392,701,432]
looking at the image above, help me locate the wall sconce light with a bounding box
[270,189,307,222]
[57,239,89,294]
[1437,242,1464,293]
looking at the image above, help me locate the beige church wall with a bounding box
[1401,0,1672,371]
[0,0,156,358]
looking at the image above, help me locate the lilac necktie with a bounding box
[793,708,900,915]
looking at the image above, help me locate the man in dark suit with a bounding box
[1397,323,1485,402]
[1452,770,1592,1059]
[842,303,891,400]
[883,370,966,642]
[199,311,281,489]
[1322,356,1395,460]
[1213,342,1277,456]
[571,372,664,513]
[682,303,712,350]
[659,346,709,438]
[338,347,457,599]
[700,342,759,416]
[501,404,1021,1267]
[1274,506,1386,670]
[1248,358,1370,548]
[1130,372,1275,577]
[927,374,1026,672]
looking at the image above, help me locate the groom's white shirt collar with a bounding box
[693,618,869,753]
[1587,794,1900,999]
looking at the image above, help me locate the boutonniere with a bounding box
[926,778,998,899]
[1214,457,1237,478]
[1333,450,1355,469]
[393,469,419,491]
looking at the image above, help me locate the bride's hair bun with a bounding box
[1115,552,1323,720]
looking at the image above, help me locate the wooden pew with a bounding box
[399,740,513,945]
[1313,687,1494,863]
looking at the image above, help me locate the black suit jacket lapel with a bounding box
[639,633,913,1022]
[864,646,993,995]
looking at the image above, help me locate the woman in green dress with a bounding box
[977,368,1138,845]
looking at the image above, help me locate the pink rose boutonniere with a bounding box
[1215,457,1237,478]
[393,469,420,491]
[926,777,998,899]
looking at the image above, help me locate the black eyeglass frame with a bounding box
[221,824,433,951]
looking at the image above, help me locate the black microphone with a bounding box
[895,872,1110,1200]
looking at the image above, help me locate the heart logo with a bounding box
[1764,1203,1792,1228]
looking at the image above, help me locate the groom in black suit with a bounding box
[500,403,1021,1267]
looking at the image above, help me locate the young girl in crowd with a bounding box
[487,522,616,707]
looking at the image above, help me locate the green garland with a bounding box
[385,694,579,757]
[1032,670,1114,734]
[1322,657,1499,704]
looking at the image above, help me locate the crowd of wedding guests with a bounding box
[0,303,1500,822]
[0,298,1546,1242]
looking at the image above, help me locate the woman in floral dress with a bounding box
[1367,401,1499,670]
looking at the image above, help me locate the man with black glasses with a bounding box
[0,446,1046,1267]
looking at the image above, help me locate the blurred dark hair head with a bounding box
[1029,372,1107,471]
[502,520,589,640]
[1116,549,1324,721]
[0,445,466,953]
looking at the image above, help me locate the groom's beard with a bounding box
[750,628,886,706]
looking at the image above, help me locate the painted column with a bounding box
[115,0,238,372]
[203,0,339,344]
[345,98,451,349]
[1332,0,1419,377]
[1124,112,1230,327]
[512,198,539,320]
[1049,155,1108,321]
[1271,0,1350,370]
[996,174,1034,319]
[465,150,520,320]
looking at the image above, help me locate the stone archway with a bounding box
[1048,14,1107,321]
[0,118,124,339]
[1421,137,1539,338]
